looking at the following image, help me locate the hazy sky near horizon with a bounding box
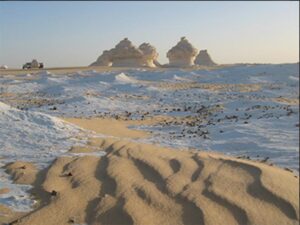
[0,1,299,68]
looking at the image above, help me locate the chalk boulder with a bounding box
[194,50,217,66]
[167,37,198,67]
[91,38,159,68]
[110,38,144,67]
[139,43,159,67]
[0,65,8,69]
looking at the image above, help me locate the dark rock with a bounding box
[260,157,269,163]
[284,167,293,172]
[50,190,58,196]
[68,218,75,223]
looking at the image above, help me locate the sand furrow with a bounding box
[191,155,204,182]
[169,159,181,173]
[221,159,298,220]
[96,157,117,197]
[202,174,249,225]
[131,157,168,194]
[99,197,134,225]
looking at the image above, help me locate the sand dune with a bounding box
[5,137,299,225]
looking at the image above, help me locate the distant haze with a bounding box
[0,1,299,68]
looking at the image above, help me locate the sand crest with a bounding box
[5,136,299,225]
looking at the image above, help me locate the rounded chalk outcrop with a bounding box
[139,43,159,67]
[91,38,159,68]
[194,49,217,66]
[167,37,198,67]
[0,65,8,69]
[110,38,144,67]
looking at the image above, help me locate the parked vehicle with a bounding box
[22,60,44,69]
[22,63,32,69]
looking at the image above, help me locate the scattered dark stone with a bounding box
[237,155,252,159]
[244,121,248,124]
[50,190,58,196]
[284,167,293,172]
[68,218,75,223]
[260,157,269,163]
[20,165,26,169]
[8,219,19,225]
[219,130,224,133]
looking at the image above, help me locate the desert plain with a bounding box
[0,63,299,225]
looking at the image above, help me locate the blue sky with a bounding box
[0,1,299,68]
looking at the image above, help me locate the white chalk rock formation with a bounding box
[139,43,158,67]
[0,65,8,69]
[110,38,144,67]
[167,37,198,67]
[194,50,217,66]
[31,59,39,68]
[90,50,112,67]
[91,38,159,68]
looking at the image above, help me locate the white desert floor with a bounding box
[0,63,299,214]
